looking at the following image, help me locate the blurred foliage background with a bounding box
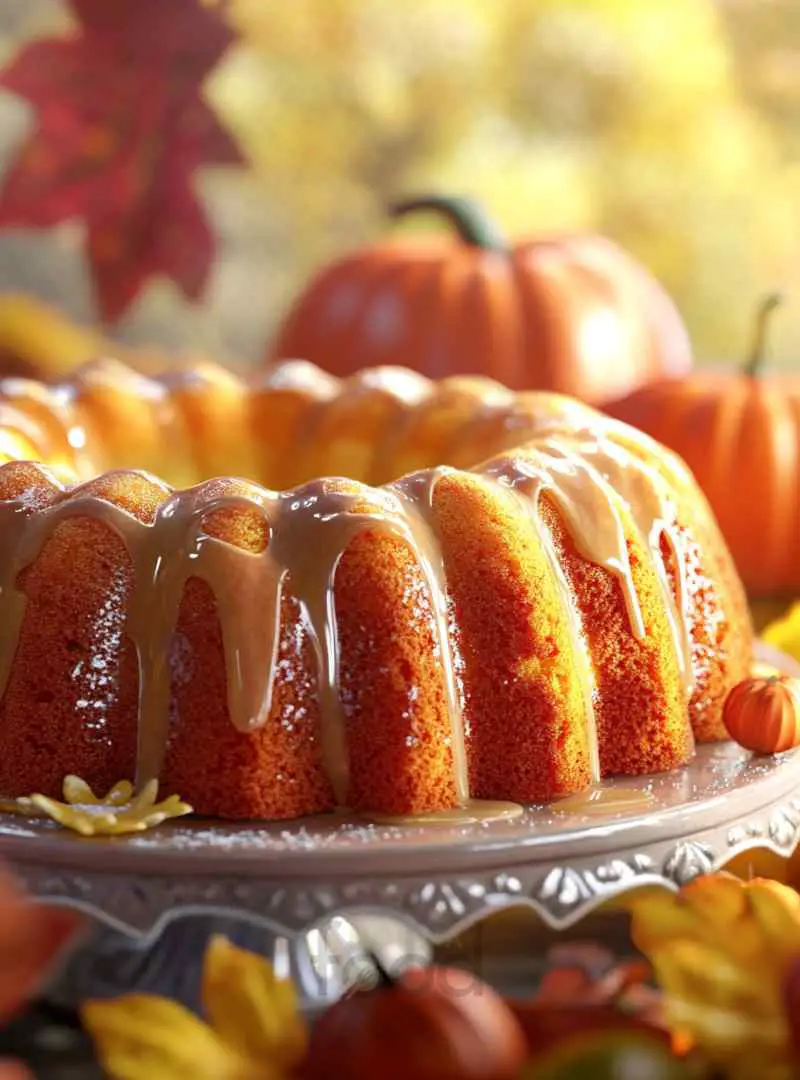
[0,0,798,369]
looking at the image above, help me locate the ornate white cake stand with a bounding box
[4,642,799,1008]
[4,741,800,1006]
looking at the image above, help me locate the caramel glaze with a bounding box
[0,361,696,814]
[552,787,656,817]
[369,799,524,827]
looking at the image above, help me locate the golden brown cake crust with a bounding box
[0,361,754,819]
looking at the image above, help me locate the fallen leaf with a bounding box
[631,875,800,1079]
[83,994,262,1080]
[84,936,307,1080]
[10,776,192,836]
[0,866,83,1026]
[202,936,307,1068]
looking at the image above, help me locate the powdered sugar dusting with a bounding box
[71,566,127,744]
[126,817,412,852]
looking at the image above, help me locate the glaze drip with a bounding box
[0,361,702,812]
[0,473,475,807]
[393,468,469,803]
[572,432,695,697]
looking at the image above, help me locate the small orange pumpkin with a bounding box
[271,194,692,404]
[723,674,800,754]
[607,294,800,598]
[302,961,527,1080]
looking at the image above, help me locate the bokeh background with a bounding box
[0,0,798,369]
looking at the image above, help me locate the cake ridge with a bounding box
[0,465,476,805]
[0,359,753,818]
[483,434,694,698]
[0,449,686,807]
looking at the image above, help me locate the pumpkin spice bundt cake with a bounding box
[0,359,752,820]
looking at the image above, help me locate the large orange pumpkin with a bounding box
[607,294,800,598]
[270,195,692,404]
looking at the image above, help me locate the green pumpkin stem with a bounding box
[389,195,507,252]
[745,292,784,377]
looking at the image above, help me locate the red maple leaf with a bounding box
[0,0,242,322]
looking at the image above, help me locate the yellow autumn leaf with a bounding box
[748,880,800,955]
[64,777,134,806]
[763,603,800,665]
[203,936,307,1068]
[630,875,800,1080]
[9,776,192,836]
[83,995,261,1080]
[83,937,308,1080]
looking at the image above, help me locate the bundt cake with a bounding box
[0,359,752,820]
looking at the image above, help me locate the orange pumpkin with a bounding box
[723,674,800,754]
[607,294,800,598]
[302,962,527,1080]
[271,194,692,404]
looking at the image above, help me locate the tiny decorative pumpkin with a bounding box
[607,294,800,598]
[723,674,800,754]
[301,961,527,1080]
[271,194,691,404]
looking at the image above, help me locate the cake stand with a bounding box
[4,643,800,1009]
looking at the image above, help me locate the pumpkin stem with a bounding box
[363,949,396,989]
[744,292,784,377]
[389,195,507,252]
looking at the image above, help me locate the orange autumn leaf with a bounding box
[0,866,83,1080]
[83,935,307,1080]
[508,953,674,1064]
[0,869,83,1024]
